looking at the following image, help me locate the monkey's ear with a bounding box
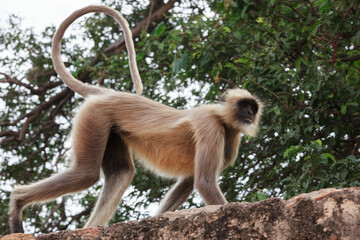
[219,92,227,103]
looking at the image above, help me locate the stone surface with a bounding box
[3,187,360,240]
[1,233,36,240]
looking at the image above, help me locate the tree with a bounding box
[1,0,359,235]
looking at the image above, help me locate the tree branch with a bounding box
[104,0,177,54]
[339,54,360,62]
[280,1,306,19]
[146,0,156,32]
[0,71,62,96]
[0,88,72,143]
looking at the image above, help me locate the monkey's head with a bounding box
[218,88,263,136]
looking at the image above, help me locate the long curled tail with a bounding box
[51,5,143,97]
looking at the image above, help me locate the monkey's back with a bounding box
[82,92,197,177]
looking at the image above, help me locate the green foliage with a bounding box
[282,140,360,198]
[1,0,359,235]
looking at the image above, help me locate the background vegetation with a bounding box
[1,0,359,235]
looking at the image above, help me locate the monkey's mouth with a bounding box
[239,118,254,124]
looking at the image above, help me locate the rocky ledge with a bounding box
[3,187,360,239]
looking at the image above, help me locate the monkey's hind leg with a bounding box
[9,168,101,233]
[8,103,112,233]
[156,177,194,215]
[84,130,135,228]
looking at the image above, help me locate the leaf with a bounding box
[94,61,104,68]
[242,79,251,88]
[256,17,264,23]
[241,5,248,19]
[283,145,302,158]
[234,58,249,64]
[321,153,336,163]
[295,58,302,71]
[172,56,179,74]
[256,192,267,201]
[224,62,236,69]
[352,30,360,44]
[341,105,347,115]
[199,53,210,66]
[154,23,166,37]
[340,169,348,180]
[178,53,189,70]
[347,102,359,107]
[223,26,231,33]
[315,169,329,181]
[172,54,189,74]
[274,107,281,115]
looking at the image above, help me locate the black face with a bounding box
[237,99,258,124]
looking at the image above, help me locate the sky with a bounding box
[1,0,104,33]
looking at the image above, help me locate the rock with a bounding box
[3,187,360,239]
[1,233,36,240]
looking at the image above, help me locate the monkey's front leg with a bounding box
[156,177,194,215]
[195,177,227,205]
[194,142,227,205]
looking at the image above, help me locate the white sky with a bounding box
[1,0,104,33]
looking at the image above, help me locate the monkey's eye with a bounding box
[239,101,247,108]
[251,104,258,114]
